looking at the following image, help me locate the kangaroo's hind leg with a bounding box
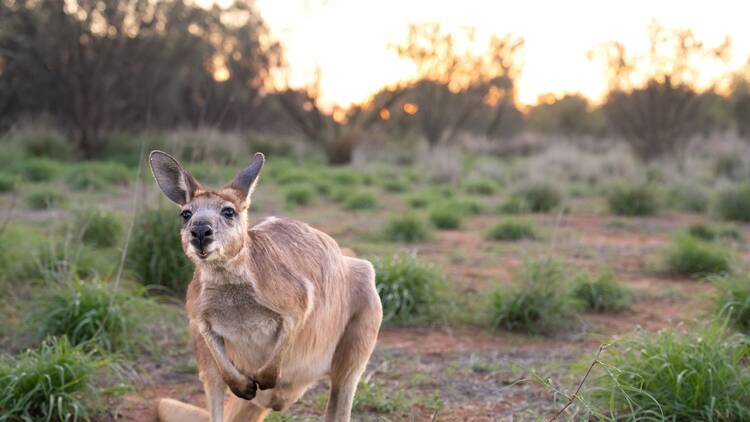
[325,258,383,422]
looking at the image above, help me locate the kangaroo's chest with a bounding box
[199,283,281,366]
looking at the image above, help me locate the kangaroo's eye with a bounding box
[180,210,193,221]
[221,207,236,219]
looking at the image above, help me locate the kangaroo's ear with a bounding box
[227,152,265,205]
[149,150,200,205]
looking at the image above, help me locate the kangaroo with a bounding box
[149,151,383,422]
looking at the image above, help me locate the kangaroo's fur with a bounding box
[149,151,382,422]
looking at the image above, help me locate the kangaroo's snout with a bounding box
[190,222,213,250]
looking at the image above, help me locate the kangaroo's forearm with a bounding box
[198,321,246,387]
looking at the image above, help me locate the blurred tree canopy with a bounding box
[390,23,525,147]
[592,20,734,161]
[526,94,605,136]
[0,0,282,157]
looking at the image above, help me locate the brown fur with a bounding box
[149,151,382,422]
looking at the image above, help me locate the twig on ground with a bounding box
[547,344,608,422]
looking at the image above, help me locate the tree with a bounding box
[0,0,280,157]
[392,23,524,147]
[275,70,407,164]
[592,20,732,161]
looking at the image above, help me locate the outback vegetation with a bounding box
[1,1,750,421]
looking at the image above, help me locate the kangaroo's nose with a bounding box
[190,223,213,248]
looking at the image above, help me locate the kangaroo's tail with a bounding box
[157,398,208,422]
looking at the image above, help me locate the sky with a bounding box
[249,0,750,109]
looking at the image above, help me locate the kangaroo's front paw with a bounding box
[229,378,258,400]
[255,369,278,390]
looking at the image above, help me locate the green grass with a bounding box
[712,273,750,333]
[662,234,730,278]
[0,337,110,422]
[383,214,431,242]
[372,253,445,324]
[669,184,709,213]
[463,177,498,196]
[570,271,631,312]
[496,196,530,214]
[25,186,66,210]
[127,208,193,295]
[353,380,408,414]
[344,192,378,210]
[607,183,660,216]
[515,183,561,212]
[0,173,16,192]
[18,130,75,161]
[491,258,578,333]
[65,161,131,191]
[34,279,148,353]
[587,322,750,421]
[19,158,62,182]
[715,183,750,222]
[486,219,536,241]
[686,222,742,241]
[406,193,432,209]
[382,178,407,193]
[428,204,463,229]
[284,184,315,208]
[74,209,122,248]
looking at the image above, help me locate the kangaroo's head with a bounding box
[149,150,265,265]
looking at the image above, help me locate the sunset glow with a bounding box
[255,0,750,108]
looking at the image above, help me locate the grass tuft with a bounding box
[570,271,631,312]
[25,186,66,210]
[607,183,659,216]
[491,258,577,333]
[715,183,750,222]
[486,219,536,241]
[372,253,445,324]
[284,184,315,208]
[428,204,463,229]
[344,192,378,210]
[74,209,122,248]
[712,272,750,333]
[515,183,561,212]
[128,208,193,295]
[383,214,431,243]
[0,337,110,422]
[588,322,750,421]
[662,234,730,278]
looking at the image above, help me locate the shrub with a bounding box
[25,187,66,210]
[20,158,61,182]
[65,162,130,191]
[486,219,536,241]
[382,178,407,193]
[669,184,709,213]
[19,130,74,161]
[606,183,659,216]
[329,169,360,186]
[74,209,122,248]
[715,184,750,221]
[344,192,377,210]
[383,215,431,242]
[406,193,431,209]
[496,196,529,214]
[662,234,730,277]
[516,183,561,212]
[588,323,750,421]
[428,205,463,229]
[570,271,631,312]
[0,173,16,193]
[686,223,742,241]
[372,253,445,324]
[491,259,578,333]
[463,178,498,195]
[0,337,109,422]
[458,199,484,215]
[34,280,142,353]
[128,208,193,295]
[284,184,314,208]
[712,273,750,333]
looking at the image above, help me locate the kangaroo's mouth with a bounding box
[198,249,211,259]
